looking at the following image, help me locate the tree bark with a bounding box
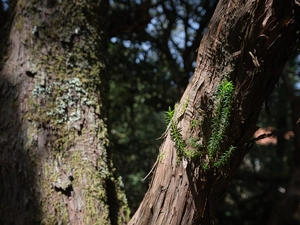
[0,0,129,224]
[129,1,300,224]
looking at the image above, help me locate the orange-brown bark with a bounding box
[129,1,300,224]
[0,0,129,224]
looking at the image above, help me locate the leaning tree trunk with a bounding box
[0,0,129,224]
[129,1,300,225]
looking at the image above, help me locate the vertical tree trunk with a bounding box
[129,1,300,224]
[0,0,129,224]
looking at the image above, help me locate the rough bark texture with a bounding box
[0,0,129,224]
[129,0,300,224]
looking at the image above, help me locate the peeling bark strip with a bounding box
[0,0,129,224]
[129,1,299,225]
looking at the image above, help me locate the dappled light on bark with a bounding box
[0,0,129,224]
[129,0,300,224]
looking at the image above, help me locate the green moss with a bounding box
[205,79,235,169]
[166,99,203,160]
[166,80,236,169]
[15,15,24,31]
[188,137,203,150]
[202,162,209,170]
[19,1,128,222]
[214,145,236,168]
[40,160,69,224]
[115,176,131,223]
[191,119,201,128]
[208,80,234,159]
[158,151,165,162]
[71,151,110,224]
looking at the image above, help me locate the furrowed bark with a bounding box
[0,0,129,224]
[129,1,300,224]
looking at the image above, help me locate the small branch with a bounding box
[245,131,276,150]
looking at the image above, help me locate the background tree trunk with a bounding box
[0,0,129,224]
[129,1,300,224]
[268,67,300,225]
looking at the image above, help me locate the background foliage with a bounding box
[108,0,218,211]
[1,0,299,223]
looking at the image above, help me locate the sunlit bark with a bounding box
[129,1,300,224]
[0,0,129,224]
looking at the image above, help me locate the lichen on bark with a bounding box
[0,0,129,224]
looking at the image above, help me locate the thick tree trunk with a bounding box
[0,0,129,224]
[129,1,300,224]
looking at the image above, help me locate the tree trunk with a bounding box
[0,0,129,224]
[129,1,300,224]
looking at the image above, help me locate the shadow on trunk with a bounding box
[0,77,41,224]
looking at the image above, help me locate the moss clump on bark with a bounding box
[16,0,129,223]
[205,79,235,169]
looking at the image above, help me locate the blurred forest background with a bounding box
[1,0,300,224]
[107,0,300,224]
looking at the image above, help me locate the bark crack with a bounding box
[54,183,73,198]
